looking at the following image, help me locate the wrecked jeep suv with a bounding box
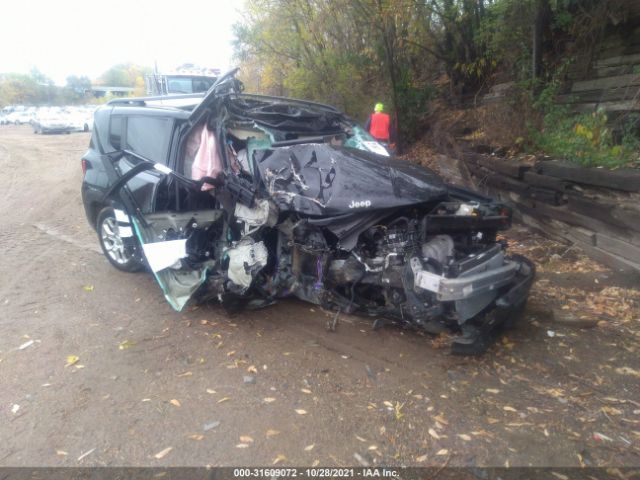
[81,69,534,355]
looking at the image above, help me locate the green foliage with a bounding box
[395,68,436,141]
[532,82,639,168]
[0,72,53,106]
[477,0,536,81]
[233,0,449,147]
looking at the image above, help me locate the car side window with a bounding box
[124,116,173,164]
[109,115,123,150]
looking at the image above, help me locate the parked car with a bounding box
[6,106,36,125]
[81,69,534,355]
[65,106,94,132]
[0,106,16,124]
[32,107,74,134]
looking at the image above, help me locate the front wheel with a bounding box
[96,207,143,272]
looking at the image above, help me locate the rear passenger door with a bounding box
[111,114,174,214]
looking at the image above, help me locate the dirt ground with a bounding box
[0,125,639,468]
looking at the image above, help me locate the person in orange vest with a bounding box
[365,102,392,144]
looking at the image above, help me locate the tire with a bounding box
[96,207,143,272]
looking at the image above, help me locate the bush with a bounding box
[531,83,640,168]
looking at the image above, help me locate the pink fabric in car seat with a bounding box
[191,124,222,191]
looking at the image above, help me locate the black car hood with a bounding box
[254,144,448,216]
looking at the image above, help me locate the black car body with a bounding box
[81,70,534,354]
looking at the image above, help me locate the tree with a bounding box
[58,75,93,103]
[98,63,151,87]
[233,0,439,148]
[0,72,51,105]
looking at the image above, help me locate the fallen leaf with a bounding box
[206,388,216,394]
[188,434,204,441]
[295,409,307,415]
[11,404,20,414]
[428,428,441,440]
[433,414,448,425]
[615,367,640,378]
[354,452,369,467]
[170,399,181,407]
[18,340,34,350]
[266,429,280,437]
[355,435,367,442]
[56,450,68,456]
[263,397,276,403]
[154,447,173,459]
[83,285,94,292]
[177,371,193,377]
[247,365,258,374]
[301,388,312,394]
[416,454,428,462]
[312,460,320,467]
[436,449,448,456]
[217,397,230,404]
[65,355,79,367]
[304,444,315,451]
[458,434,471,441]
[503,406,517,412]
[77,448,96,461]
[273,454,286,465]
[236,443,249,449]
[239,435,254,443]
[593,432,613,442]
[203,421,220,431]
[601,406,623,416]
[368,445,378,450]
[118,340,136,350]
[486,388,500,394]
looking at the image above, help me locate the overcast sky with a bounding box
[1,0,243,85]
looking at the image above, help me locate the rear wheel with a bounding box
[97,207,143,272]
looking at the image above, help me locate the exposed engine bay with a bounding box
[111,72,535,355]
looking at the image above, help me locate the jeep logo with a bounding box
[348,200,372,209]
